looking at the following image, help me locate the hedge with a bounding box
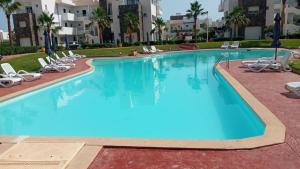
[0,46,39,56]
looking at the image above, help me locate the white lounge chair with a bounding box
[46,56,75,69]
[54,53,74,63]
[285,82,300,97]
[292,50,300,59]
[151,46,163,53]
[241,57,276,68]
[221,41,230,49]
[38,58,71,73]
[143,46,155,54]
[69,51,86,59]
[247,54,291,72]
[62,52,78,61]
[230,41,239,49]
[0,74,22,88]
[1,63,42,82]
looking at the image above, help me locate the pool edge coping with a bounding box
[0,53,286,150]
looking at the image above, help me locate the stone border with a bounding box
[0,52,286,149]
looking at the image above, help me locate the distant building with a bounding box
[167,13,209,40]
[13,0,100,47]
[219,0,300,39]
[99,0,162,43]
[0,30,9,42]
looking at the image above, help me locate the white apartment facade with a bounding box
[14,0,100,47]
[100,0,162,43]
[266,0,300,35]
[219,0,300,39]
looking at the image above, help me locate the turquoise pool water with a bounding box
[0,50,288,140]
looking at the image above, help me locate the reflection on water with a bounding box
[0,49,278,139]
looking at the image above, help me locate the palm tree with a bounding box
[280,0,287,35]
[225,6,249,38]
[0,0,21,46]
[186,1,205,41]
[90,7,111,44]
[152,17,166,43]
[37,12,61,46]
[124,12,139,43]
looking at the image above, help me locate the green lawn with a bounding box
[290,60,300,70]
[1,39,300,73]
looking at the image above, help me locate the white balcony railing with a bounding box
[58,27,76,35]
[61,13,75,21]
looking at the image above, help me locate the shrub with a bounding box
[0,46,39,56]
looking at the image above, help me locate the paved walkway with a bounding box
[88,60,300,169]
[0,59,90,99]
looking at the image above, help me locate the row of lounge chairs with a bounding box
[240,52,300,97]
[221,41,239,49]
[0,51,85,88]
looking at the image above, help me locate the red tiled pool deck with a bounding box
[88,60,300,169]
[0,57,300,168]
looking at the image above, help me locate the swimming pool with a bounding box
[0,49,288,140]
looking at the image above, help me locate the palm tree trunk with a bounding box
[98,24,103,44]
[47,29,51,47]
[158,29,162,43]
[6,15,13,46]
[233,24,237,38]
[194,17,197,41]
[280,0,286,35]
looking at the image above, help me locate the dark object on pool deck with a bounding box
[44,31,51,55]
[272,13,281,60]
[179,43,198,50]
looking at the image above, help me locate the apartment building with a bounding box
[167,13,209,40]
[99,0,162,43]
[13,0,100,47]
[266,0,300,35]
[219,0,300,39]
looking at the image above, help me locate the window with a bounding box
[26,6,33,13]
[248,6,259,15]
[19,21,26,28]
[65,23,68,27]
[108,3,112,15]
[82,10,87,16]
[63,9,66,13]
[45,5,47,10]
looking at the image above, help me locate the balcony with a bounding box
[62,13,75,21]
[58,27,76,35]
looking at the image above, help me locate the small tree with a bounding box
[152,17,166,43]
[186,1,205,42]
[124,12,139,43]
[225,6,249,38]
[37,12,61,46]
[0,0,21,46]
[90,7,111,44]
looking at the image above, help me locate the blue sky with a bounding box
[0,0,223,31]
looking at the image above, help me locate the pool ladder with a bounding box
[214,53,230,69]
